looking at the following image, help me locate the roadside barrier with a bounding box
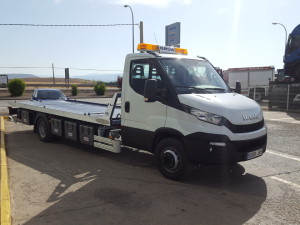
[269,83,300,111]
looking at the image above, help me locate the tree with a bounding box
[71,84,78,96]
[94,81,106,95]
[8,79,26,97]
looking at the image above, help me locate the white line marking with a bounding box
[266,150,300,162]
[269,118,300,122]
[269,118,295,121]
[290,121,300,124]
[270,176,300,190]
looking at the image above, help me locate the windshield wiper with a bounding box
[175,86,211,93]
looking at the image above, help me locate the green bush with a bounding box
[71,84,78,96]
[94,82,106,95]
[8,79,26,97]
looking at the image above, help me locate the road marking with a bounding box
[267,118,300,123]
[269,117,294,120]
[270,176,300,190]
[266,150,300,162]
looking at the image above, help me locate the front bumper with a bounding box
[183,132,267,165]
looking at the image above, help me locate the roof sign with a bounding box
[137,43,188,55]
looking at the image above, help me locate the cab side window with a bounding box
[130,60,164,95]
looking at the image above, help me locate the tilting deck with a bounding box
[9,93,121,126]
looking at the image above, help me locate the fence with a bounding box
[268,83,300,111]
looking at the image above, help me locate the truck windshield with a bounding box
[158,58,229,94]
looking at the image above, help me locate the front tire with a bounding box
[155,138,191,180]
[37,117,54,142]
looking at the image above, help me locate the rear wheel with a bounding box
[37,117,54,142]
[155,138,192,180]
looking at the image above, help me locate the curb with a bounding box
[0,116,11,225]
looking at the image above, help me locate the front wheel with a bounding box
[155,138,192,180]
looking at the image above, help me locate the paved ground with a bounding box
[1,103,300,225]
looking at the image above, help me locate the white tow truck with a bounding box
[9,43,267,179]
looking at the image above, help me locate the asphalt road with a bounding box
[1,105,300,225]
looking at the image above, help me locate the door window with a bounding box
[130,60,164,95]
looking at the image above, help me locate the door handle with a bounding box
[125,101,130,113]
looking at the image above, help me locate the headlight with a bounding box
[190,108,223,125]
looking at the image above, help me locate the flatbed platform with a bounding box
[9,96,121,126]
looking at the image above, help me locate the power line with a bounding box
[0,66,122,72]
[0,23,139,27]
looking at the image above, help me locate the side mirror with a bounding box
[235,81,241,94]
[144,79,158,102]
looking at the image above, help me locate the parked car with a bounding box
[31,89,67,101]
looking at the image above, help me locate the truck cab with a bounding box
[284,24,300,80]
[121,44,267,179]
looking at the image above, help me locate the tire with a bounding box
[155,138,191,180]
[36,117,54,142]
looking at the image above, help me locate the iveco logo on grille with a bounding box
[242,113,260,121]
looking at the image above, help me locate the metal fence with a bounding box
[268,83,300,111]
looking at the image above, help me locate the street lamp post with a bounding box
[272,22,288,47]
[124,5,135,53]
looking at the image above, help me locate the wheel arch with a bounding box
[152,128,184,153]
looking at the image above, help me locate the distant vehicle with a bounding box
[0,74,8,88]
[31,89,67,101]
[223,66,274,101]
[284,24,300,80]
[268,24,300,109]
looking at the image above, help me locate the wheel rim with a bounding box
[161,148,181,173]
[255,93,261,101]
[38,121,46,138]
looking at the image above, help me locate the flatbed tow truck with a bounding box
[9,43,267,179]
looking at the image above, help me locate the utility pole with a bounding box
[52,63,55,85]
[124,5,135,53]
[140,21,144,43]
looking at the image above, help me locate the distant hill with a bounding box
[4,73,123,83]
[73,73,122,82]
[6,74,39,79]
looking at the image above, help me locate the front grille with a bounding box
[223,119,264,133]
[232,135,267,153]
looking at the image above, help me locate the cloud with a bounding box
[217,8,229,15]
[53,0,63,4]
[109,0,192,8]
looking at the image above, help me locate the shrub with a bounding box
[94,82,106,95]
[117,76,123,89]
[8,79,26,97]
[71,84,78,96]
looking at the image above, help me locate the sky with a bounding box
[0,0,299,78]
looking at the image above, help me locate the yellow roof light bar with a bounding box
[137,43,159,51]
[175,47,188,55]
[137,43,188,55]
